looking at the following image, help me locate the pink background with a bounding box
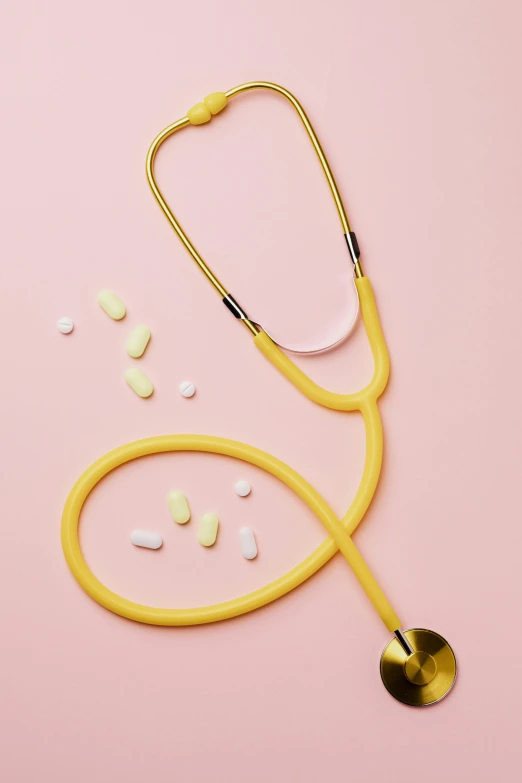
[1,1,522,780]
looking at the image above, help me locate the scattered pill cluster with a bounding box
[131,481,257,559]
[95,288,158,397]
[59,288,255,561]
[58,288,198,400]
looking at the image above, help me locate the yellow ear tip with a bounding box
[204,92,228,115]
[187,102,212,125]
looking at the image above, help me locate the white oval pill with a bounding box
[235,480,251,497]
[125,368,154,398]
[179,381,196,398]
[57,316,74,334]
[198,513,219,547]
[168,490,191,525]
[127,325,151,358]
[130,530,163,549]
[98,289,126,320]
[239,527,257,560]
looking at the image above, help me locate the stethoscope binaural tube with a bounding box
[62,82,456,706]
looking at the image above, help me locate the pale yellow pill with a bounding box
[168,490,191,525]
[126,325,151,358]
[125,368,153,398]
[98,289,126,320]
[198,513,219,547]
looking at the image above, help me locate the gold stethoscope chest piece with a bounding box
[380,629,457,706]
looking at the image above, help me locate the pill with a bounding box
[98,289,126,320]
[130,530,163,549]
[127,325,151,358]
[235,480,251,497]
[125,368,154,398]
[180,381,196,398]
[198,513,219,547]
[57,316,74,334]
[168,490,191,525]
[239,527,257,560]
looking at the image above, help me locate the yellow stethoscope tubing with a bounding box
[61,277,400,631]
[62,81,402,634]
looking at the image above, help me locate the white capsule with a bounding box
[130,530,163,549]
[239,527,257,560]
[57,316,74,334]
[179,381,196,398]
[235,480,251,497]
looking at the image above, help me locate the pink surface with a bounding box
[1,1,522,780]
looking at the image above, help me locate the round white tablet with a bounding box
[235,480,251,497]
[57,316,74,334]
[179,381,196,398]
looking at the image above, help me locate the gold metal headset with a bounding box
[145,81,363,350]
[61,81,456,707]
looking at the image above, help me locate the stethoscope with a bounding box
[61,81,456,707]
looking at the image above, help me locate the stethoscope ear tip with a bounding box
[380,629,457,706]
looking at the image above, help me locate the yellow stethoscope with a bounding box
[61,82,456,706]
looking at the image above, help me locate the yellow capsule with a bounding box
[168,490,191,525]
[204,92,228,115]
[126,325,151,358]
[125,368,153,398]
[97,289,126,320]
[187,102,211,125]
[198,513,219,547]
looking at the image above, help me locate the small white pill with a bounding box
[239,527,257,560]
[235,480,251,497]
[125,367,154,398]
[198,513,219,547]
[130,530,163,549]
[57,316,74,334]
[168,490,191,525]
[127,325,151,358]
[180,381,196,398]
[98,289,126,320]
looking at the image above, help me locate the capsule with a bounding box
[130,530,163,550]
[125,368,153,398]
[168,490,191,525]
[127,325,151,358]
[239,527,257,560]
[97,289,126,320]
[198,513,219,547]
